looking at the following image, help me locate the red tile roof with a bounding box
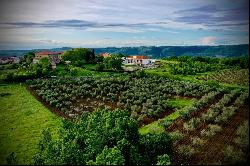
[35,51,63,55]
[127,55,149,59]
[99,52,111,58]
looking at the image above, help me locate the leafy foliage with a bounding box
[88,146,125,165]
[156,154,171,165]
[33,109,172,165]
[102,55,123,71]
[168,56,249,76]
[62,48,95,65]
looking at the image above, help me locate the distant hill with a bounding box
[94,45,249,58]
[0,47,72,57]
[0,45,248,58]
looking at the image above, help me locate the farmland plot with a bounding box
[164,89,249,164]
[199,69,249,86]
[26,76,215,125]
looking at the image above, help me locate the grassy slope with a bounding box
[139,108,184,135]
[139,98,194,135]
[168,98,194,109]
[0,84,62,165]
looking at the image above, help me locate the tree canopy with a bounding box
[33,108,173,165]
[61,48,95,65]
[102,55,123,71]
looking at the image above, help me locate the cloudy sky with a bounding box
[0,0,249,49]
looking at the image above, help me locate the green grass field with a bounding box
[139,108,185,135]
[139,98,194,135]
[0,84,62,165]
[168,97,194,109]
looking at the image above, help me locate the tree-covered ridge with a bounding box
[94,44,249,58]
[0,44,249,58]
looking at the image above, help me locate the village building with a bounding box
[33,51,64,69]
[0,56,20,64]
[99,52,112,58]
[122,55,157,66]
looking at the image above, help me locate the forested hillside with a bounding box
[0,45,248,58]
[94,45,249,58]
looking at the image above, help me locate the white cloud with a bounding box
[85,27,144,33]
[0,0,248,49]
[201,36,217,45]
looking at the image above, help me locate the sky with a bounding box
[0,0,249,49]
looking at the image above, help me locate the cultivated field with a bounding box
[0,56,248,165]
[25,76,249,164]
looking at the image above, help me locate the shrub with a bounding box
[178,145,195,158]
[156,154,171,165]
[179,109,190,121]
[183,118,201,132]
[191,137,204,147]
[169,130,183,143]
[234,92,249,107]
[159,119,173,128]
[214,106,236,124]
[234,121,249,149]
[223,146,246,164]
[201,124,222,138]
[209,124,222,133]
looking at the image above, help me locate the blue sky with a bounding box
[0,0,249,49]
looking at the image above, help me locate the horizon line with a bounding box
[0,43,249,51]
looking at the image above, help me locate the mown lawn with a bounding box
[0,83,62,165]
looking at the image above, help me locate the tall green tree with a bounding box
[20,52,35,65]
[61,48,95,65]
[103,55,122,71]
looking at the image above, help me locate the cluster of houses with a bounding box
[99,52,159,67]
[0,56,20,64]
[122,55,158,67]
[31,50,159,70]
[33,51,63,69]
